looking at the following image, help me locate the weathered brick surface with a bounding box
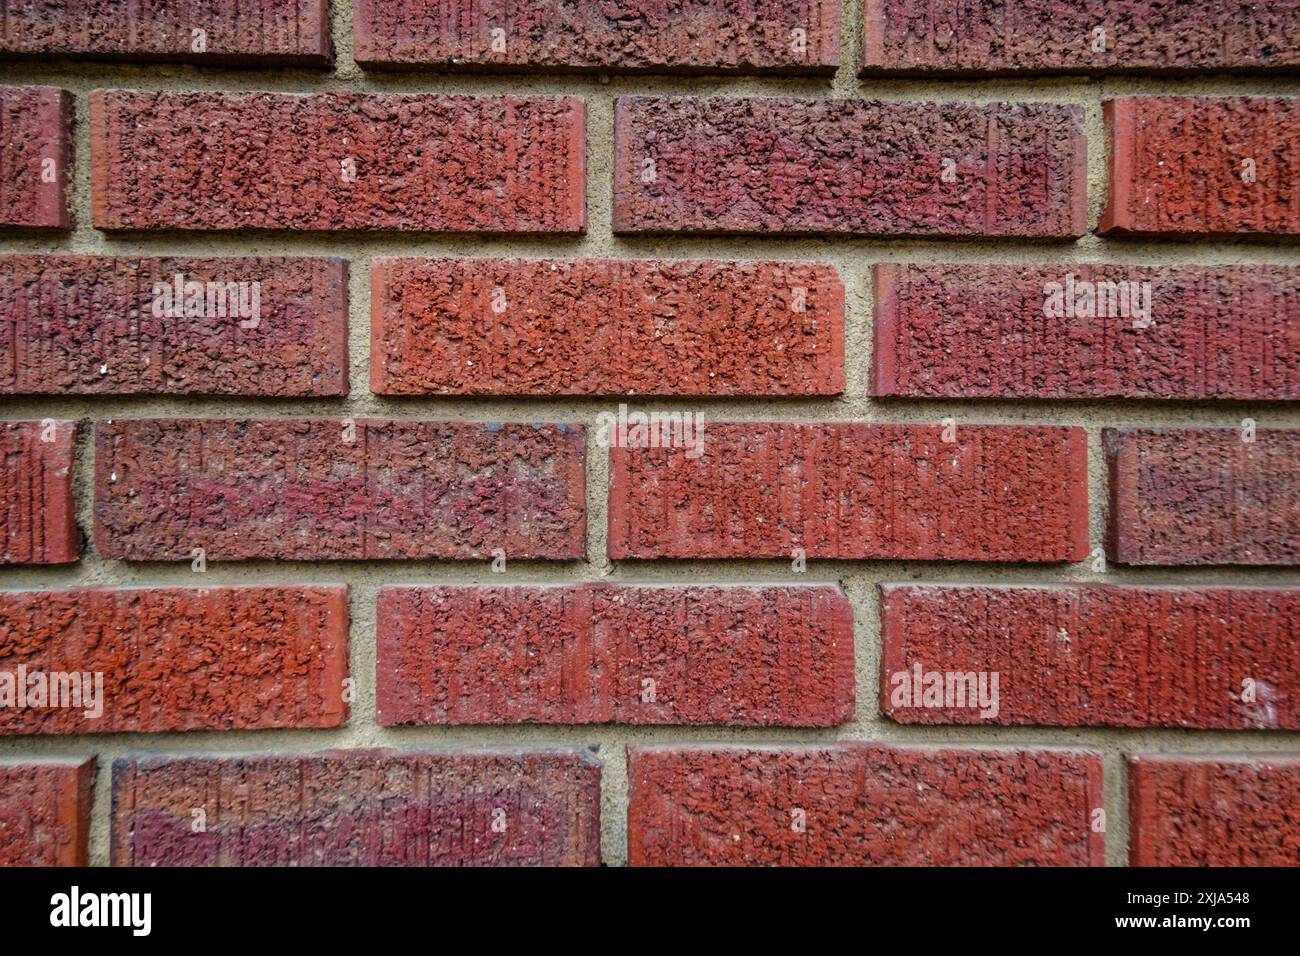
[1101,96,1300,236]
[111,749,602,866]
[0,86,71,230]
[0,256,349,396]
[1105,428,1300,565]
[355,0,839,74]
[860,0,1300,76]
[881,584,1300,729]
[1,419,78,565]
[627,745,1104,866]
[90,91,586,234]
[873,264,1300,400]
[371,258,844,396]
[608,424,1088,562]
[0,586,348,734]
[376,584,854,727]
[1128,755,1300,866]
[0,759,95,866]
[613,97,1087,237]
[94,419,586,561]
[0,0,331,65]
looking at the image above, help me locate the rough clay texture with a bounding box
[613,97,1087,237]
[1101,96,1300,236]
[873,263,1300,400]
[860,0,1300,76]
[881,584,1300,729]
[372,258,844,396]
[0,255,349,396]
[0,759,94,866]
[0,419,77,565]
[89,90,586,234]
[609,423,1089,561]
[376,584,854,727]
[1128,755,1300,865]
[110,749,602,866]
[627,745,1105,866]
[355,0,840,73]
[1105,428,1300,566]
[0,586,348,734]
[0,85,70,230]
[0,0,332,65]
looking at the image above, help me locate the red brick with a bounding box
[0,86,71,230]
[608,423,1088,562]
[371,258,844,396]
[1100,96,1300,236]
[111,749,601,866]
[94,419,586,561]
[0,0,331,65]
[613,97,1087,237]
[0,586,348,734]
[860,0,1300,76]
[1105,428,1300,565]
[627,745,1104,866]
[0,759,94,866]
[881,584,1300,729]
[1128,755,1300,866]
[354,0,839,74]
[376,584,853,727]
[0,256,348,396]
[90,90,586,234]
[1,419,78,565]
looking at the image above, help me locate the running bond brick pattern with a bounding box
[93,419,587,561]
[0,586,348,734]
[872,264,1300,400]
[375,584,854,726]
[1127,755,1300,866]
[110,749,601,866]
[89,91,586,233]
[355,0,840,74]
[0,256,349,396]
[0,419,78,565]
[371,258,844,396]
[880,584,1300,729]
[0,85,70,230]
[627,745,1105,866]
[0,760,94,866]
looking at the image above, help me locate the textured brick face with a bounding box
[355,0,840,74]
[881,584,1300,729]
[1105,428,1300,565]
[94,418,587,561]
[1,419,78,565]
[0,586,348,734]
[90,91,586,234]
[627,745,1104,866]
[613,97,1087,237]
[376,584,854,727]
[0,86,71,230]
[608,424,1088,561]
[1101,96,1300,236]
[0,760,95,866]
[1128,755,1300,866]
[873,264,1300,400]
[372,258,844,396]
[111,749,602,866]
[0,256,348,396]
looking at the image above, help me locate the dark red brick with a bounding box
[0,255,348,396]
[627,745,1104,866]
[376,584,854,727]
[94,418,586,561]
[111,749,601,866]
[1,419,78,565]
[0,86,71,230]
[90,90,586,234]
[0,759,94,866]
[371,258,844,396]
